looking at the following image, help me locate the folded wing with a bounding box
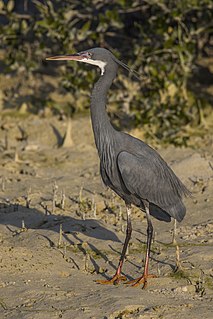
[117,151,188,222]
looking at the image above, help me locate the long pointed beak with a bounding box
[46,54,84,61]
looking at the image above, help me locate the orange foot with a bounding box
[96,274,127,285]
[126,274,157,288]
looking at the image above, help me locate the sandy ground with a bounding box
[0,115,212,319]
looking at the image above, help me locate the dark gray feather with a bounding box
[117,150,188,222]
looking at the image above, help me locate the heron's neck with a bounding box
[90,66,117,155]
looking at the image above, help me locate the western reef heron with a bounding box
[46,48,190,288]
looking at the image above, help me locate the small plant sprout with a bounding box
[52,181,58,214]
[60,190,66,210]
[84,249,92,273]
[4,131,8,150]
[1,177,5,192]
[63,242,67,259]
[121,223,125,233]
[14,147,19,163]
[82,211,86,221]
[157,262,161,276]
[78,186,92,219]
[78,186,85,218]
[58,223,63,248]
[79,186,83,204]
[92,195,97,218]
[21,219,27,232]
[195,270,206,296]
[81,241,90,272]
[118,205,122,223]
[25,187,32,208]
[84,252,90,272]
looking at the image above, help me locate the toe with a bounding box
[96,274,127,285]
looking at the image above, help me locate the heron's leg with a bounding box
[115,204,132,276]
[96,204,132,285]
[127,200,156,288]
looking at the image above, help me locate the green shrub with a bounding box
[0,0,212,145]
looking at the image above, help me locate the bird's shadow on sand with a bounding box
[0,202,121,274]
[0,202,118,240]
[0,202,176,280]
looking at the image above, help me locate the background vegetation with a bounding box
[0,0,212,145]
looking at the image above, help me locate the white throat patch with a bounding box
[81,58,106,75]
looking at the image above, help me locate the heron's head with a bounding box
[46,48,117,76]
[46,47,141,79]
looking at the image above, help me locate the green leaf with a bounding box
[7,0,14,12]
[81,21,91,32]
[0,0,4,11]
[21,20,28,31]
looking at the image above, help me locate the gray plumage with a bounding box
[46,47,190,287]
[89,48,189,223]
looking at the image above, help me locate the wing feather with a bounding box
[117,151,188,221]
